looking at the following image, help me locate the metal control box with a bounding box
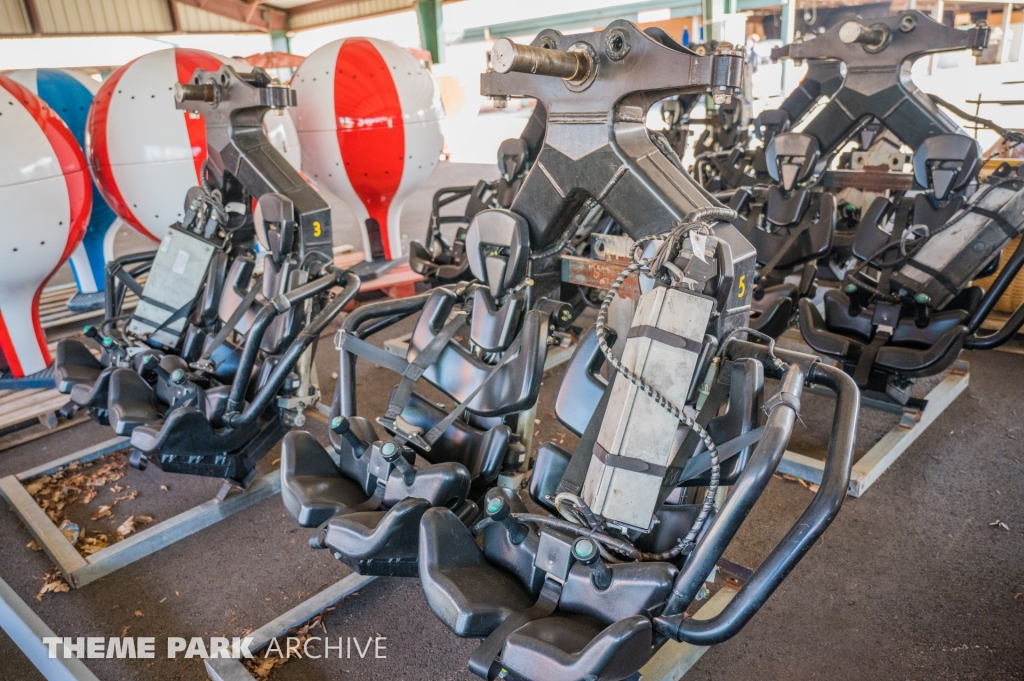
[894,181,1024,308]
[582,285,714,531]
[127,226,216,347]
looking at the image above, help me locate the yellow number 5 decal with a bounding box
[313,221,322,238]
[737,275,746,298]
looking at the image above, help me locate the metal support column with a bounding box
[416,0,445,64]
[999,3,1014,63]
[779,0,797,94]
[929,0,945,74]
[270,30,290,54]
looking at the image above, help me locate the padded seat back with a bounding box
[743,190,835,270]
[408,289,548,417]
[765,132,819,191]
[554,325,610,437]
[913,133,980,201]
[753,108,790,144]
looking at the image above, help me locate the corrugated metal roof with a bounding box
[34,0,173,34]
[287,0,413,30]
[177,2,257,32]
[0,0,32,35]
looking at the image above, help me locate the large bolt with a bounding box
[174,81,217,104]
[839,21,887,48]
[491,39,591,83]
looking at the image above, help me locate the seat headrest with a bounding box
[753,109,790,142]
[497,138,529,183]
[465,209,530,299]
[765,132,820,192]
[912,133,981,201]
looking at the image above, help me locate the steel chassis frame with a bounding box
[0,437,281,589]
[0,574,101,681]
[778,360,969,496]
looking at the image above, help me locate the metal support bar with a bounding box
[779,0,797,94]
[270,29,290,54]
[22,0,43,35]
[999,3,1014,63]
[638,586,738,681]
[167,0,181,32]
[929,0,945,75]
[0,437,282,589]
[778,363,970,497]
[0,576,101,681]
[416,0,445,64]
[205,572,376,681]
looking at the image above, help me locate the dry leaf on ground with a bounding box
[37,567,70,600]
[91,505,114,521]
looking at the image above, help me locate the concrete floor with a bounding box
[3,163,1023,681]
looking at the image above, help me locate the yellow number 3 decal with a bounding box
[738,275,746,298]
[313,221,322,238]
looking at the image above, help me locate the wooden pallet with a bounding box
[0,340,94,451]
[38,281,142,332]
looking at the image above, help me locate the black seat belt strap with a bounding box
[468,577,562,679]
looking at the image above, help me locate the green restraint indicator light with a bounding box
[487,497,503,515]
[573,538,596,560]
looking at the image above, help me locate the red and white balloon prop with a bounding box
[87,48,302,243]
[0,75,90,377]
[291,37,444,261]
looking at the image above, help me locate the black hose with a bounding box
[512,514,643,561]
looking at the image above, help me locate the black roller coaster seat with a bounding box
[752,108,790,144]
[913,133,981,202]
[409,108,541,284]
[418,328,771,681]
[282,214,554,577]
[799,134,997,396]
[737,132,835,338]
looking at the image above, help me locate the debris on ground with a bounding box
[37,567,70,600]
[989,519,1010,531]
[775,473,820,493]
[79,533,111,555]
[58,520,79,544]
[242,607,335,679]
[24,452,129,525]
[117,515,154,539]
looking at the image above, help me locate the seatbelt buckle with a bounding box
[334,329,348,351]
[366,442,395,482]
[375,415,431,452]
[191,358,215,374]
[872,302,901,330]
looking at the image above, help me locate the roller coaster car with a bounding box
[731,132,835,338]
[54,65,361,484]
[55,192,358,483]
[419,330,859,681]
[282,211,570,577]
[799,134,1024,402]
[409,105,546,284]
